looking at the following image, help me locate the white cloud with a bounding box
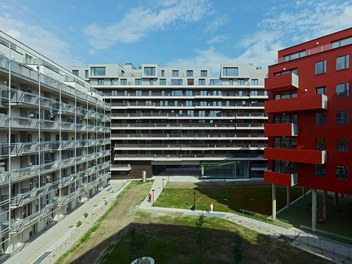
[0,15,82,67]
[84,0,211,50]
[169,0,352,69]
[205,15,228,33]
[207,34,230,45]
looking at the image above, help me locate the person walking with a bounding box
[148,193,152,202]
[210,202,213,212]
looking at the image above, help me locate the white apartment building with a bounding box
[72,63,267,179]
[0,31,110,253]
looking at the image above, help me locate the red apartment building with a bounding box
[264,28,352,230]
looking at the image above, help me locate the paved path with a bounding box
[141,177,352,264]
[2,180,129,264]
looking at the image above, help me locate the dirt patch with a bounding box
[64,182,152,264]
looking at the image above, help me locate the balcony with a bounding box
[265,72,298,93]
[264,123,297,137]
[265,94,327,114]
[264,148,326,164]
[264,171,298,187]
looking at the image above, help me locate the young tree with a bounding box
[232,231,244,263]
[195,214,209,264]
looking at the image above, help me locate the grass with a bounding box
[99,212,329,264]
[278,191,352,244]
[55,180,150,264]
[154,185,303,216]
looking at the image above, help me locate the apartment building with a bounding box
[264,27,352,230]
[0,31,111,253]
[72,63,268,179]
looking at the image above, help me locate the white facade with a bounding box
[0,31,110,253]
[72,63,268,179]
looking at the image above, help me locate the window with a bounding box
[200,70,207,77]
[274,138,297,149]
[336,166,348,180]
[251,79,258,86]
[185,90,193,96]
[200,90,207,96]
[172,70,179,77]
[332,37,352,48]
[210,79,221,85]
[316,138,326,150]
[72,70,79,76]
[171,79,182,85]
[135,79,141,85]
[85,70,88,79]
[97,79,104,85]
[275,92,297,100]
[336,111,348,124]
[198,79,206,85]
[186,70,193,77]
[237,79,245,86]
[316,112,326,125]
[91,67,106,76]
[136,90,142,96]
[336,138,349,152]
[283,51,306,62]
[120,79,127,85]
[336,83,349,97]
[171,90,183,96]
[315,60,326,75]
[316,86,326,95]
[223,67,238,76]
[161,70,165,77]
[144,67,155,76]
[336,55,349,70]
[149,79,154,85]
[159,79,166,85]
[185,101,193,106]
[315,164,326,177]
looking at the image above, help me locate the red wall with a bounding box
[266,27,352,194]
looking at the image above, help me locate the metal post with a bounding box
[272,184,276,220]
[162,178,165,189]
[152,189,155,204]
[312,188,317,232]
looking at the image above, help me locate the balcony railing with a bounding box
[264,171,298,187]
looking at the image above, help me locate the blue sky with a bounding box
[0,0,351,71]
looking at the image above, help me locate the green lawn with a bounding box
[99,213,329,264]
[154,185,303,216]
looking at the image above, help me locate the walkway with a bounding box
[2,180,130,264]
[140,177,352,264]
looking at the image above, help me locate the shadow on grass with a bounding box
[69,220,327,264]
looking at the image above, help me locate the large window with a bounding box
[316,112,326,125]
[72,70,79,76]
[144,67,155,76]
[171,79,183,85]
[283,51,306,62]
[336,83,349,97]
[336,111,348,125]
[223,67,238,76]
[186,70,193,77]
[275,92,297,100]
[159,79,166,85]
[336,138,349,152]
[315,138,326,150]
[336,55,349,70]
[172,70,179,77]
[200,70,207,77]
[198,79,206,85]
[316,86,326,95]
[332,37,352,48]
[315,164,326,177]
[274,138,296,149]
[336,166,348,180]
[315,60,326,75]
[91,67,106,76]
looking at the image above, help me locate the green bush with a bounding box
[76,221,82,227]
[84,213,88,218]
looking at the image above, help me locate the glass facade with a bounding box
[199,161,249,179]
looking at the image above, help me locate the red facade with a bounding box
[264,28,352,194]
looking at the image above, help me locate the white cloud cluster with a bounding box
[0,14,81,67]
[84,0,211,50]
[168,0,352,69]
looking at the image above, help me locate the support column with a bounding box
[323,190,327,220]
[286,186,291,208]
[272,184,276,220]
[334,192,339,207]
[312,188,317,232]
[302,187,305,197]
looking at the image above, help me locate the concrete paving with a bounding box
[140,177,352,264]
[2,180,129,264]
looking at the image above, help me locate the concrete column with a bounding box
[286,186,291,208]
[312,188,317,232]
[323,190,327,220]
[272,184,276,220]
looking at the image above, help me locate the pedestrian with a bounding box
[148,193,152,202]
[210,202,213,212]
